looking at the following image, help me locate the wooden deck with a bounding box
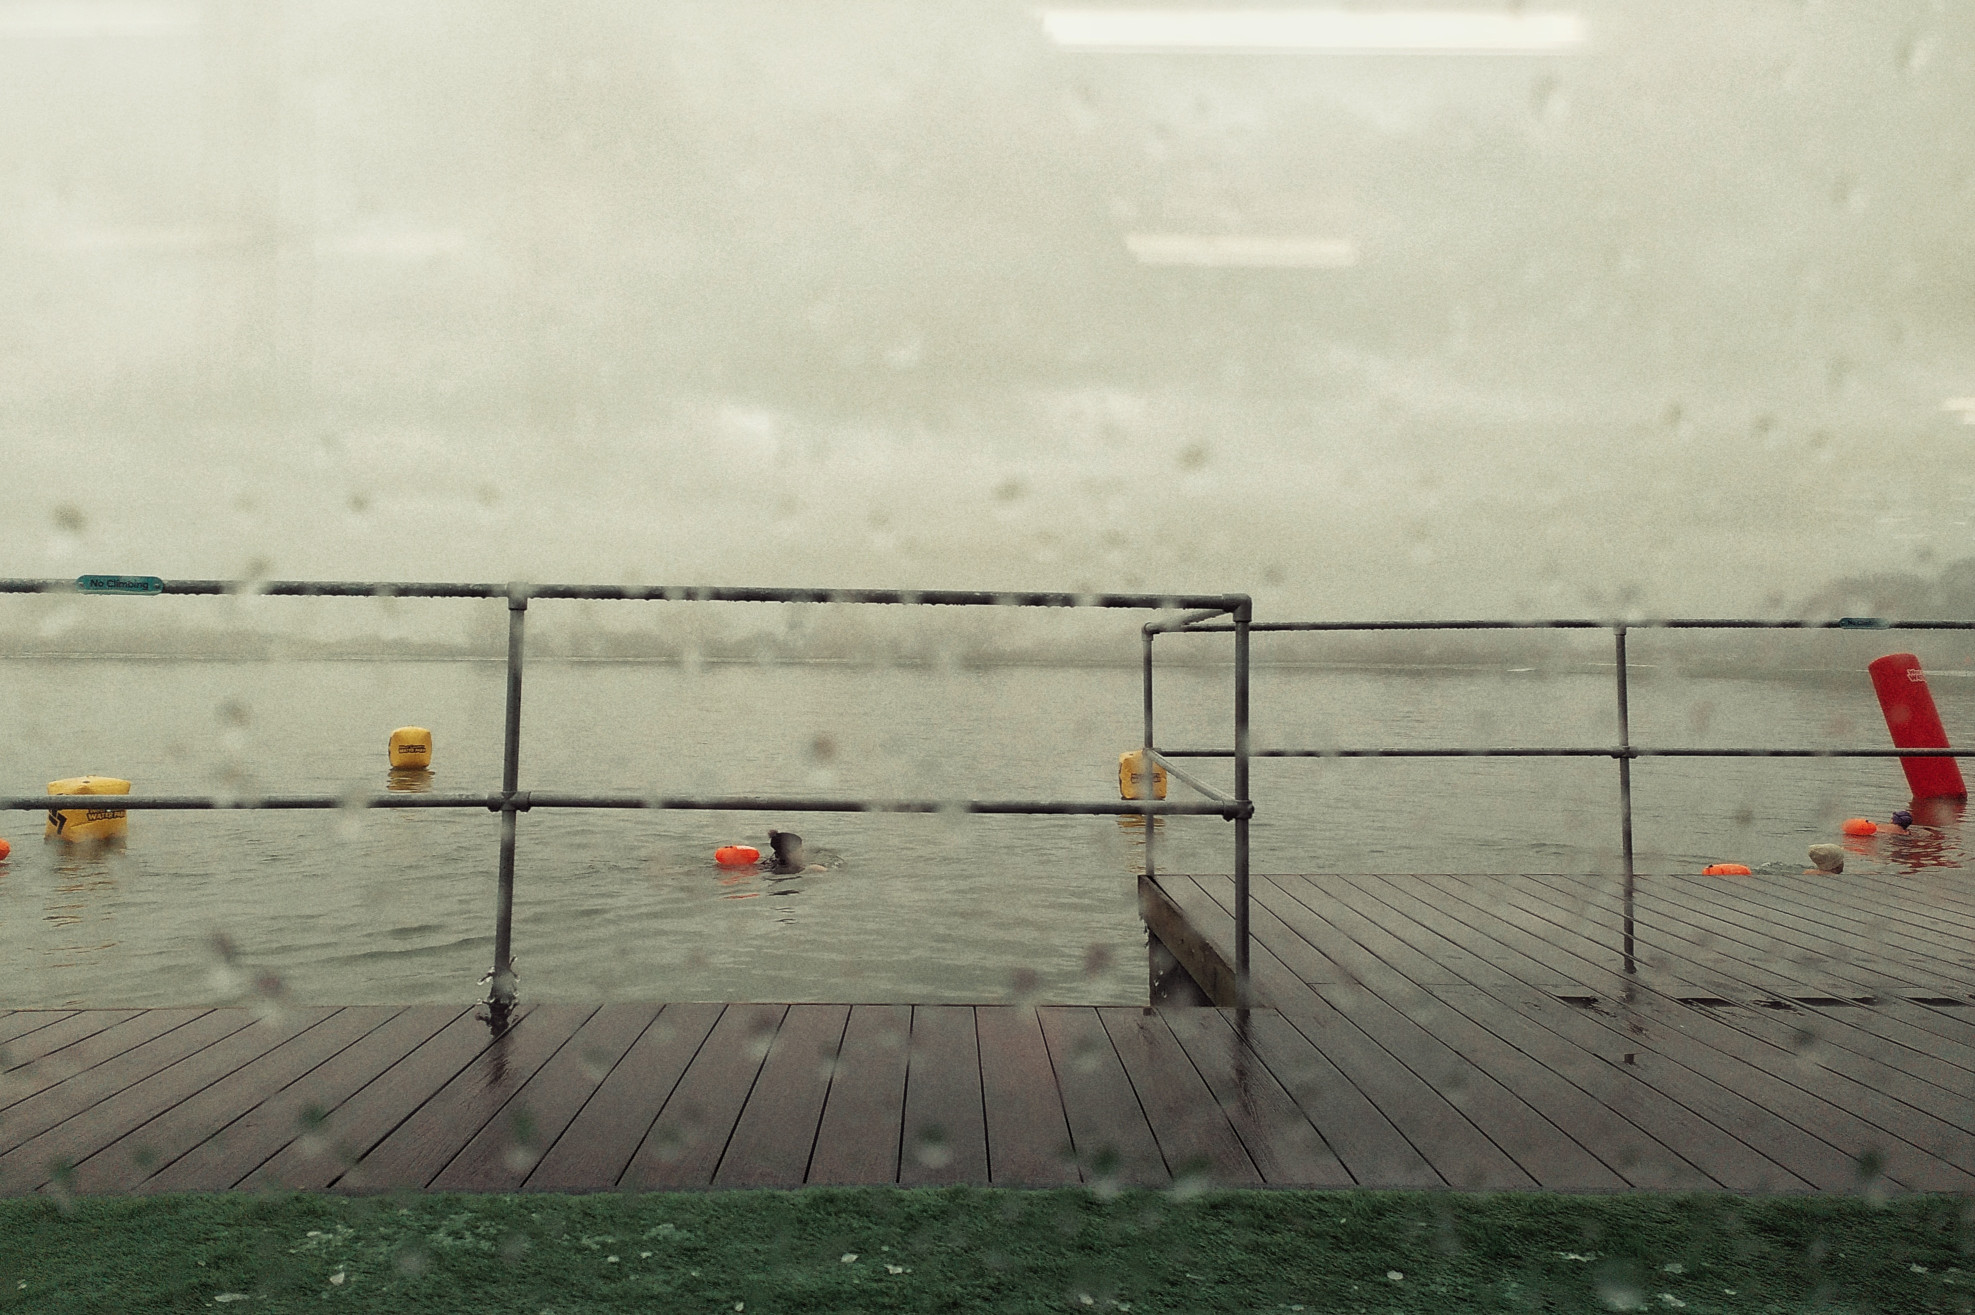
[0,999,1351,1196]
[3,867,1972,1197]
[1145,870,1975,1192]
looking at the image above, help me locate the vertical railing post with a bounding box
[1614,623,1636,977]
[1142,624,1156,878]
[1233,598,1252,1006]
[487,587,528,1022]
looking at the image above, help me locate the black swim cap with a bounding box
[1892,809,1913,828]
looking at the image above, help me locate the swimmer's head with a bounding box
[767,830,803,864]
[1892,809,1914,829]
[1807,843,1845,874]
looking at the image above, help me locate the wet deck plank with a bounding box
[713,1004,848,1188]
[806,1003,910,1185]
[1638,872,1975,989]
[0,1011,249,1162]
[255,1007,524,1192]
[1395,874,1866,1191]
[976,1005,1078,1186]
[623,1003,786,1189]
[0,1010,196,1108]
[143,1006,462,1193]
[431,1003,661,1192]
[1265,874,1718,1191]
[62,1007,399,1195]
[1158,1007,1352,1187]
[1098,1006,1262,1186]
[1509,871,1975,1097]
[1150,872,1975,1195]
[1037,1006,1167,1185]
[1408,874,1975,1191]
[898,1005,989,1186]
[1244,879,1624,1191]
[1152,875,1537,1190]
[1378,875,1967,1190]
[347,1004,596,1192]
[525,1002,722,1192]
[0,1011,81,1049]
[7,1008,344,1194]
[1318,874,1780,1191]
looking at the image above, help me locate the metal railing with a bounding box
[2,577,1256,1019]
[1144,616,1974,978]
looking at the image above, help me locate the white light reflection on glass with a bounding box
[1124,234,1359,268]
[0,4,196,37]
[1038,8,1586,53]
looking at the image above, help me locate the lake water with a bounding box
[1,651,1968,1009]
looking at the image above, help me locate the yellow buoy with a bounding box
[46,776,131,843]
[1118,749,1167,801]
[388,727,433,770]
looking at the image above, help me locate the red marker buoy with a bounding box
[1868,654,1968,800]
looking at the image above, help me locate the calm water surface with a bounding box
[1,655,1967,1008]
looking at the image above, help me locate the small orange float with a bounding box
[1703,863,1753,876]
[1840,818,1877,837]
[714,844,761,868]
[0,837,10,860]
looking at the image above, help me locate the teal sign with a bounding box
[76,575,164,595]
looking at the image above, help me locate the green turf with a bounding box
[1,1188,1971,1313]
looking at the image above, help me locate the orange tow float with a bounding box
[1703,863,1752,876]
[714,844,761,868]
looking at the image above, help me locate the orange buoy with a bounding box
[714,844,761,868]
[1703,863,1753,876]
[0,837,10,860]
[1840,818,1878,837]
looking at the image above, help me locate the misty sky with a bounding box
[3,0,1972,621]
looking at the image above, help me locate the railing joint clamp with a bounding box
[490,791,531,813]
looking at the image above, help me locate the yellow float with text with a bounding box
[46,776,131,843]
[388,726,433,770]
[1118,749,1168,801]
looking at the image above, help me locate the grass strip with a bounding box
[1,1188,1972,1313]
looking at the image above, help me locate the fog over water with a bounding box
[3,0,1972,622]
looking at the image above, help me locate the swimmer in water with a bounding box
[766,829,830,875]
[1890,809,1914,831]
[1807,843,1845,874]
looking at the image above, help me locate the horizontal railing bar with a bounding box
[1165,618,1975,633]
[0,578,1245,613]
[1143,749,1232,804]
[526,793,1249,818]
[5,793,501,805]
[3,792,1250,819]
[1180,621,1600,632]
[1156,747,1975,759]
[2,794,500,810]
[1632,748,1972,758]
